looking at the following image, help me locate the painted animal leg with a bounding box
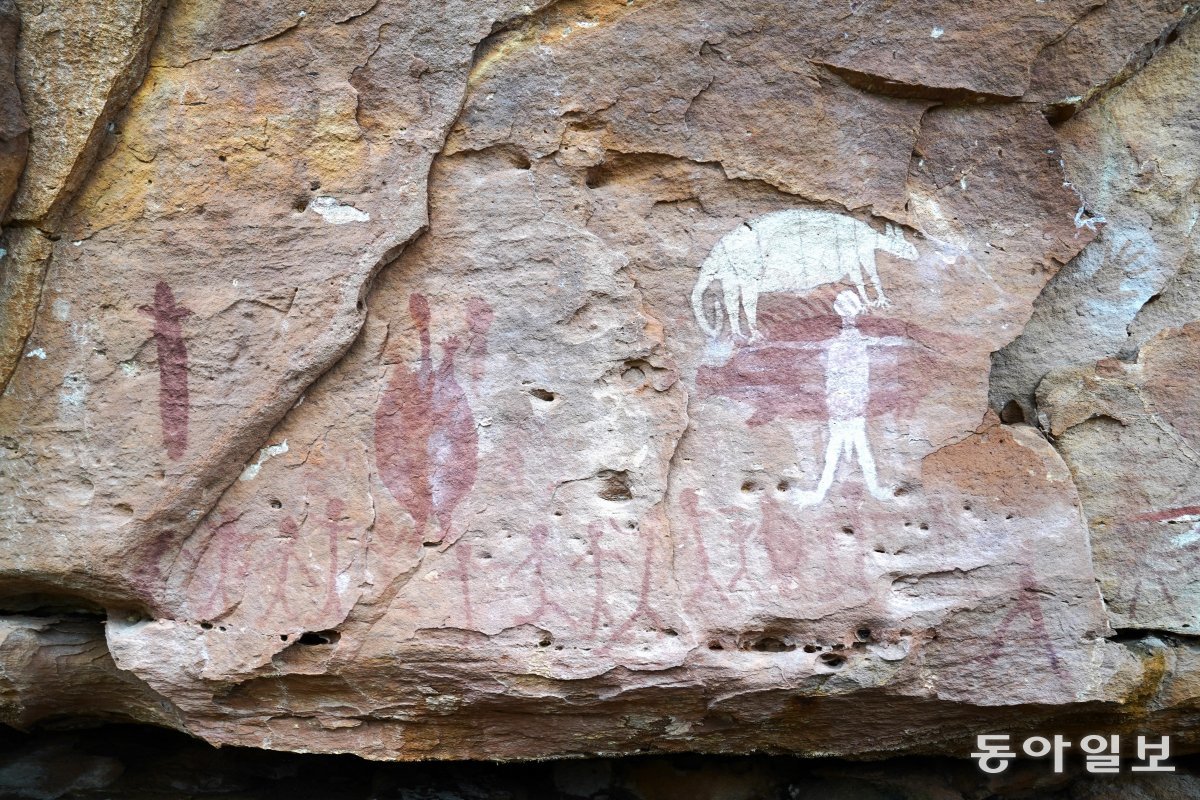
[723,281,745,338]
[850,269,873,311]
[864,256,890,308]
[741,286,762,341]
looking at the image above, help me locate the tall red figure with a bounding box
[139,281,193,460]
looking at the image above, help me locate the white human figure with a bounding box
[793,291,906,506]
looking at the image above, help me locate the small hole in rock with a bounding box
[529,388,556,402]
[841,526,854,535]
[200,622,213,630]
[856,628,871,642]
[819,652,846,668]
[741,481,755,493]
[622,365,646,386]
[803,644,819,653]
[893,486,908,497]
[662,628,678,637]
[269,499,282,509]
[1000,399,1026,424]
[918,522,929,531]
[422,541,439,547]
[292,195,308,212]
[298,630,338,646]
[280,634,289,641]
[538,636,552,647]
[750,636,794,653]
[777,480,789,492]
[708,641,723,650]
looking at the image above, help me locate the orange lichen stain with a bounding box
[69,27,375,237]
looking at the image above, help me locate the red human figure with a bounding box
[465,297,494,386]
[719,508,753,593]
[1122,505,1200,619]
[319,498,358,618]
[440,540,476,628]
[569,522,622,638]
[376,294,435,541]
[185,511,245,620]
[679,489,727,605]
[429,335,478,546]
[261,515,320,623]
[604,519,670,648]
[138,281,193,460]
[509,524,575,630]
[986,564,1066,683]
[374,294,478,546]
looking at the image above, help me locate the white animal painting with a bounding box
[691,209,918,339]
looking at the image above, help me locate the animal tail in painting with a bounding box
[691,252,726,339]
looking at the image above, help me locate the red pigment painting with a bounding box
[373,294,487,545]
[139,281,193,459]
[696,296,951,426]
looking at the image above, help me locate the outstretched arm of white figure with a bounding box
[863,335,908,347]
[752,340,826,351]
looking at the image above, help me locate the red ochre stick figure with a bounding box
[440,539,476,628]
[680,489,728,604]
[985,566,1066,683]
[603,520,671,648]
[570,522,623,638]
[138,281,193,460]
[465,297,494,386]
[318,498,360,619]
[184,511,246,620]
[509,524,575,630]
[261,515,320,623]
[1122,505,1200,619]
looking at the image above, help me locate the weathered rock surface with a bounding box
[0,0,26,223]
[0,0,165,391]
[0,0,1198,764]
[1039,324,1200,634]
[992,20,1200,422]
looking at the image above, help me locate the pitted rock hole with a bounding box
[818,652,847,669]
[298,630,339,646]
[597,470,633,501]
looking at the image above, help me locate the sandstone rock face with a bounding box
[0,0,165,390]
[0,0,26,223]
[0,0,1199,763]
